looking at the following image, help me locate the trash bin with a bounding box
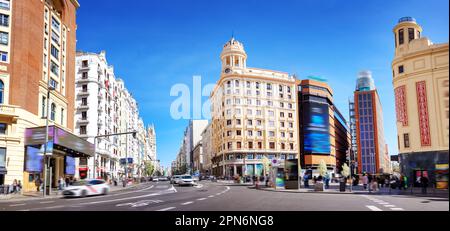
[340,182,346,192]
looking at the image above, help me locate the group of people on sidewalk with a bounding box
[361,172,430,194]
[302,172,331,189]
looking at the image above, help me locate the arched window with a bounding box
[50,103,56,121]
[0,80,4,104]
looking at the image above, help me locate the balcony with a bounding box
[78,90,90,96]
[78,104,89,110]
[0,105,19,122]
[79,65,90,71]
[98,92,104,99]
[78,117,89,124]
[98,105,104,112]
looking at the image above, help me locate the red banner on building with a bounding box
[416,81,431,146]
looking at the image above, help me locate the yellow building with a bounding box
[210,38,298,177]
[392,17,449,184]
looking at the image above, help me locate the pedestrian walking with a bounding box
[65,177,70,187]
[362,173,368,190]
[371,177,378,192]
[324,172,330,189]
[12,179,17,194]
[420,176,429,194]
[35,178,42,192]
[367,173,373,192]
[303,173,309,188]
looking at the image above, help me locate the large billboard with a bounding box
[303,102,330,154]
[25,146,43,173]
[65,156,76,175]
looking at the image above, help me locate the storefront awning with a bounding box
[24,125,95,157]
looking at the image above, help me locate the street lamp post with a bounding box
[42,85,55,197]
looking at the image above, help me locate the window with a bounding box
[226,56,230,65]
[227,120,232,126]
[237,142,242,149]
[235,109,241,115]
[256,110,262,116]
[41,96,46,117]
[289,122,293,128]
[289,132,294,138]
[268,110,274,117]
[246,81,251,88]
[51,45,59,59]
[288,103,293,109]
[235,80,239,87]
[398,65,404,74]
[279,85,283,92]
[269,142,275,149]
[0,51,7,62]
[281,132,285,137]
[51,17,60,32]
[246,90,251,95]
[0,147,5,168]
[269,121,274,127]
[234,56,239,66]
[257,120,262,126]
[236,130,241,136]
[247,119,252,125]
[246,99,251,105]
[0,14,9,27]
[403,133,410,148]
[0,80,3,104]
[82,72,88,79]
[0,31,8,45]
[267,83,272,90]
[0,123,6,134]
[256,82,260,89]
[81,97,87,106]
[280,122,285,127]
[288,113,293,118]
[258,142,262,149]
[247,153,253,159]
[280,112,285,117]
[280,154,286,160]
[236,119,241,125]
[408,28,415,42]
[50,103,56,121]
[235,98,240,104]
[269,131,275,137]
[248,130,253,136]
[398,29,404,45]
[288,154,295,159]
[0,0,10,10]
[257,131,262,137]
[227,142,232,149]
[49,78,58,89]
[60,108,64,125]
[227,131,231,137]
[290,143,294,150]
[256,100,261,106]
[80,125,87,135]
[281,143,285,149]
[268,101,273,106]
[82,84,88,92]
[50,61,59,76]
[51,31,60,45]
[82,60,88,67]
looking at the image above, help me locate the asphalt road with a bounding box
[0,181,448,211]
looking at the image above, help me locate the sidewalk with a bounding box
[255,183,449,197]
[0,182,144,202]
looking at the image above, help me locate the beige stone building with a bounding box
[392,17,449,183]
[210,38,298,177]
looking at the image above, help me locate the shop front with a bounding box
[23,125,94,192]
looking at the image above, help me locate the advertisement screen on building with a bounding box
[65,156,76,175]
[25,146,43,173]
[303,102,330,154]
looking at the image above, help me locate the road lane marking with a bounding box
[197,198,207,201]
[40,201,55,204]
[181,201,193,205]
[157,207,175,211]
[383,205,395,207]
[366,205,383,211]
[9,204,26,207]
[38,205,64,210]
[216,193,221,196]
[391,208,404,211]
[67,185,155,201]
[208,195,214,198]
[18,209,30,211]
[79,192,165,205]
[377,202,390,205]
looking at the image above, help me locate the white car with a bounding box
[63,179,110,198]
[152,177,159,182]
[171,175,181,184]
[177,175,195,186]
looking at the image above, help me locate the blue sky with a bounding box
[76,0,449,168]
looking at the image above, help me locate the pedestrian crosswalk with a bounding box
[362,195,405,211]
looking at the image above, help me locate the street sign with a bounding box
[272,159,280,167]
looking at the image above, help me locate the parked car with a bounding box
[63,179,109,198]
[177,175,195,186]
[159,176,169,181]
[171,175,181,184]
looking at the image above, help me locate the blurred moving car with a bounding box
[63,179,109,198]
[171,175,181,184]
[177,175,195,186]
[158,176,169,181]
[152,177,159,182]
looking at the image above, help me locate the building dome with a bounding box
[221,37,247,58]
[356,71,376,91]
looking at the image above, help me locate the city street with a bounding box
[0,182,447,211]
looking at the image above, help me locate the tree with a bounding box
[341,163,350,178]
[144,162,154,177]
[318,159,328,177]
[262,156,271,176]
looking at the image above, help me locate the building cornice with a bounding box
[392,42,449,65]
